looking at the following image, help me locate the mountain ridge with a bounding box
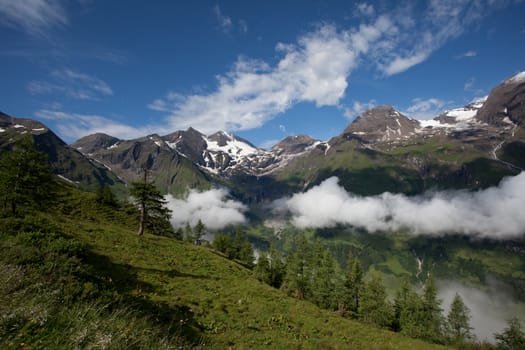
[2,71,524,199]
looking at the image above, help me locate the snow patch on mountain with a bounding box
[204,131,257,157]
[505,71,525,85]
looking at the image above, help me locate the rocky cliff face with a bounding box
[476,72,525,127]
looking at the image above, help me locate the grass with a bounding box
[0,187,451,349]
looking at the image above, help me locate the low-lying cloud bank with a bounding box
[439,280,525,343]
[279,173,525,239]
[166,188,247,230]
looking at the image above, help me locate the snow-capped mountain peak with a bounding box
[504,71,525,85]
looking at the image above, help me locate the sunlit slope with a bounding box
[54,192,449,349]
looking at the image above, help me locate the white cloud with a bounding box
[355,3,375,17]
[35,110,156,141]
[28,68,113,100]
[213,5,232,33]
[166,189,247,230]
[404,97,446,120]
[150,16,393,134]
[377,1,500,76]
[344,100,377,120]
[238,19,248,33]
[460,50,478,58]
[0,0,67,36]
[381,51,430,76]
[280,174,525,239]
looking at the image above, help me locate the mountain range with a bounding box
[1,71,524,202]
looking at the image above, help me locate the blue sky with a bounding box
[1,0,524,148]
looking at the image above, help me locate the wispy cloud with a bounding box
[378,1,498,75]
[459,50,478,58]
[278,174,525,239]
[35,110,156,141]
[344,100,377,120]
[213,4,247,35]
[213,4,232,33]
[404,97,446,120]
[0,0,68,37]
[28,68,113,100]
[354,2,375,17]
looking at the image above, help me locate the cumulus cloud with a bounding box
[439,280,525,343]
[28,68,113,100]
[280,174,525,239]
[0,0,68,37]
[166,189,247,230]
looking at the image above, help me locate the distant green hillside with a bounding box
[0,184,449,349]
[271,135,519,197]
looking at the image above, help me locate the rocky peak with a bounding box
[162,127,207,162]
[207,131,257,149]
[343,105,419,142]
[272,135,318,155]
[73,133,121,154]
[476,71,525,127]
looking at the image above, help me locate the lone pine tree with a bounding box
[129,168,173,237]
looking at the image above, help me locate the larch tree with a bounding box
[446,292,473,344]
[283,234,311,299]
[495,317,525,350]
[344,253,364,318]
[129,168,173,237]
[359,273,393,328]
[420,273,445,343]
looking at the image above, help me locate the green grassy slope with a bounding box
[0,187,450,349]
[270,135,519,197]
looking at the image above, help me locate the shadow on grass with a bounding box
[74,249,207,344]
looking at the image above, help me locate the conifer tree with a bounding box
[174,227,184,240]
[420,273,445,343]
[344,253,363,318]
[194,219,205,241]
[0,135,53,215]
[254,253,271,285]
[283,234,311,299]
[268,245,286,288]
[446,292,473,344]
[96,184,118,206]
[129,168,173,237]
[495,317,525,350]
[184,222,194,242]
[312,248,339,310]
[359,273,393,328]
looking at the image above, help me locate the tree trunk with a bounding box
[137,202,145,237]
